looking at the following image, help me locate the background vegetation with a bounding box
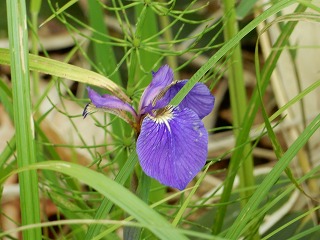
[0,0,319,239]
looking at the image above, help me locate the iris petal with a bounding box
[83,87,137,121]
[136,106,208,190]
[155,80,214,119]
[139,65,173,115]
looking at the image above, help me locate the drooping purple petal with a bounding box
[138,65,174,115]
[83,87,137,120]
[155,80,214,119]
[136,106,208,190]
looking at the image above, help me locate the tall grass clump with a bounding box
[0,0,319,239]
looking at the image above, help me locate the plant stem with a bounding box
[30,0,42,98]
[84,150,138,240]
[88,0,122,85]
[6,0,42,238]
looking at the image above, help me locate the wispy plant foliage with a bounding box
[0,0,319,239]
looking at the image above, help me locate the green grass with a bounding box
[0,0,319,239]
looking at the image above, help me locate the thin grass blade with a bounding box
[225,113,320,239]
[0,48,130,102]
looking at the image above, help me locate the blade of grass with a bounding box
[0,77,13,119]
[134,3,161,87]
[225,113,320,239]
[29,0,42,97]
[214,2,307,235]
[6,0,41,238]
[168,1,306,236]
[0,137,16,171]
[39,0,78,27]
[236,0,259,19]
[172,163,211,227]
[123,170,151,240]
[158,1,178,77]
[254,24,316,208]
[170,0,296,106]
[212,0,255,235]
[262,204,320,240]
[2,161,189,240]
[87,0,122,85]
[0,48,130,102]
[239,164,320,237]
[84,150,138,240]
[287,225,320,240]
[126,3,149,94]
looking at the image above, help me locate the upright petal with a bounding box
[83,87,137,121]
[136,106,208,190]
[139,65,174,115]
[155,80,215,119]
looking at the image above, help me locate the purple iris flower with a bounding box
[83,65,214,190]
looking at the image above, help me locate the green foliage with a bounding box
[0,0,319,239]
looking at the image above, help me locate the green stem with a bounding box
[84,150,138,240]
[124,171,151,240]
[6,0,41,238]
[158,9,178,79]
[127,3,149,94]
[213,2,308,237]
[87,0,122,85]
[30,0,42,98]
[212,0,255,235]
[226,113,320,239]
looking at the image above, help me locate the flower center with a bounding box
[151,106,174,124]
